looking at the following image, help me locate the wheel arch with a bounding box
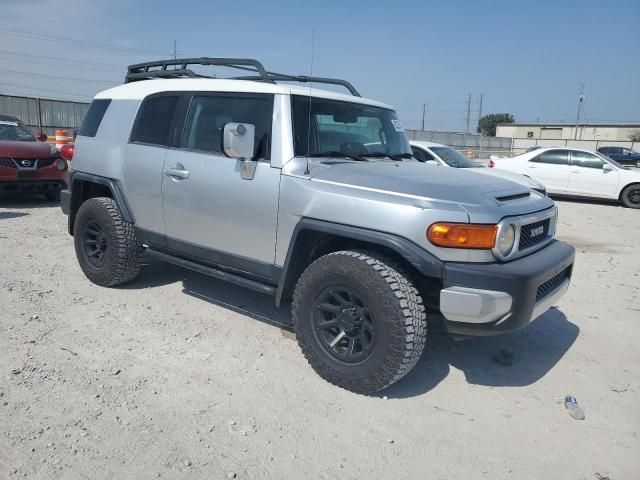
[67,172,134,235]
[275,218,444,307]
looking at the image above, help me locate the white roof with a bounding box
[95,78,393,109]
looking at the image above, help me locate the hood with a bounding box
[306,160,554,217]
[0,140,54,158]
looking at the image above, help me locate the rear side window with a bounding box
[530,150,569,165]
[131,95,180,147]
[181,94,273,159]
[78,99,111,137]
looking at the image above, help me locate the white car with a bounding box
[489,147,640,209]
[410,141,547,195]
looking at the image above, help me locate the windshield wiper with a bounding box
[307,151,368,162]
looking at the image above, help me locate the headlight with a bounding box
[497,224,516,256]
[55,158,67,171]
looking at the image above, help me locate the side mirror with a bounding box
[603,163,614,172]
[36,132,48,142]
[223,123,255,159]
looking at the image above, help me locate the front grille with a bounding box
[0,157,16,168]
[536,267,570,301]
[37,158,56,168]
[519,218,550,251]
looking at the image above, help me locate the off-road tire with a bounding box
[73,197,144,286]
[620,184,640,209]
[292,250,427,394]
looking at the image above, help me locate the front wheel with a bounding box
[635,160,640,168]
[73,197,144,286]
[620,184,640,209]
[292,250,427,394]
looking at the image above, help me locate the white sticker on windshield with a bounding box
[0,120,19,126]
[391,119,404,132]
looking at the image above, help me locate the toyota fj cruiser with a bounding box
[60,58,575,394]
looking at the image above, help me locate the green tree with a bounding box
[628,129,640,142]
[477,113,515,137]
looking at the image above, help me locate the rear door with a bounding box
[124,94,181,240]
[568,150,620,198]
[161,92,280,275]
[525,149,570,193]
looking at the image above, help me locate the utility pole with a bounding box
[421,103,427,131]
[477,93,483,125]
[574,83,585,140]
[465,93,472,134]
[173,40,177,60]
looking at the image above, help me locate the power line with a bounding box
[0,81,93,99]
[0,50,125,69]
[0,68,118,85]
[0,28,170,56]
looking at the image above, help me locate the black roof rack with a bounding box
[125,57,361,97]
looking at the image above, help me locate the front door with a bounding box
[525,149,571,193]
[161,93,280,276]
[568,151,620,198]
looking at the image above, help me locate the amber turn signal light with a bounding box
[427,223,498,249]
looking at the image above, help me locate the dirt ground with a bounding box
[1,196,639,480]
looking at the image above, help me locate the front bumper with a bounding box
[439,240,575,336]
[0,179,67,195]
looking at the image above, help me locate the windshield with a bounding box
[0,120,36,142]
[431,146,480,168]
[292,95,411,160]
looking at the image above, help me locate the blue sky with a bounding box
[1,0,639,132]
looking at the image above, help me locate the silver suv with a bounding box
[61,58,575,394]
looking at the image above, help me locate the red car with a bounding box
[0,114,68,201]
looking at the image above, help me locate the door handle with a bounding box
[570,170,580,173]
[164,167,190,179]
[528,165,537,169]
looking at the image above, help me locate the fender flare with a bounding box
[275,218,444,306]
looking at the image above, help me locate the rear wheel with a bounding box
[621,184,640,209]
[292,250,427,394]
[635,160,640,168]
[73,197,144,286]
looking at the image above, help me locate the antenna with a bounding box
[304,28,315,175]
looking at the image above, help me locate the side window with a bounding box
[181,95,273,159]
[572,151,604,169]
[411,146,434,162]
[131,95,180,147]
[530,150,569,165]
[78,99,111,137]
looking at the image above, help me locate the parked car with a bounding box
[410,141,547,195]
[0,114,68,200]
[490,147,640,208]
[60,57,575,394]
[597,146,640,168]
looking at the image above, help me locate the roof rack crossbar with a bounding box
[125,57,360,96]
[125,57,273,84]
[233,72,361,97]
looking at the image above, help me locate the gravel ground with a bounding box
[1,196,639,480]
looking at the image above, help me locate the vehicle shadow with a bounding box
[0,211,29,220]
[551,195,621,207]
[384,308,579,398]
[125,256,293,331]
[127,256,579,398]
[0,196,59,209]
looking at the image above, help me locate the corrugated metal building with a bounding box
[0,94,89,136]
